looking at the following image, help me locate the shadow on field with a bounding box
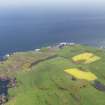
[92,80,105,92]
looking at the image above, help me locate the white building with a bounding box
[35,49,40,52]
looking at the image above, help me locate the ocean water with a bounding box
[0,8,105,57]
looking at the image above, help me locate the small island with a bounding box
[0,43,105,105]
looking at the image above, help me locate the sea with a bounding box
[0,7,105,58]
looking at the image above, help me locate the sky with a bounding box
[0,0,105,8]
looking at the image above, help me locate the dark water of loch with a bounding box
[0,8,105,58]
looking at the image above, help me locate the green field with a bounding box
[1,44,105,105]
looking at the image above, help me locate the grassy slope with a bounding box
[3,44,105,105]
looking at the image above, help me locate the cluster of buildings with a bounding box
[34,42,76,52]
[56,42,75,48]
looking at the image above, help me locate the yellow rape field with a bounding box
[72,52,100,64]
[64,68,97,81]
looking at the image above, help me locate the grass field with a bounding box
[0,44,104,105]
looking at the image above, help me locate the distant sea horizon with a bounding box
[0,7,105,58]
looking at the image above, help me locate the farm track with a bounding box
[30,55,58,67]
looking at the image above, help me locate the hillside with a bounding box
[0,44,105,105]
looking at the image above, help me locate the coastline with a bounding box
[1,42,105,62]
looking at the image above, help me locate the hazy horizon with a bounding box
[0,0,105,11]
